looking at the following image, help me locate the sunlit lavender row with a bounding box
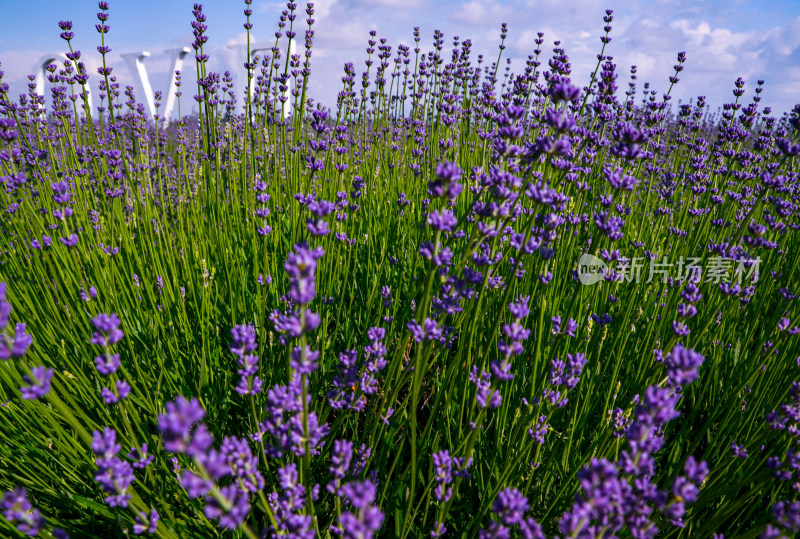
[0,2,799,537]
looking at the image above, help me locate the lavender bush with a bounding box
[0,2,799,537]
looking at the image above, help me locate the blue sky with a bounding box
[1,0,798,115]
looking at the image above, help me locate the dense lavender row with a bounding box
[0,2,799,537]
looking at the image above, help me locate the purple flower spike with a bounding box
[128,444,154,469]
[284,243,325,306]
[92,427,135,508]
[428,161,463,199]
[290,345,320,376]
[1,487,46,536]
[20,366,53,400]
[92,428,121,462]
[0,323,33,360]
[492,487,529,526]
[666,345,704,387]
[91,313,124,346]
[271,463,314,536]
[470,367,502,408]
[133,509,159,535]
[230,324,257,356]
[230,324,263,396]
[731,442,748,459]
[427,210,458,232]
[335,480,384,538]
[0,284,33,360]
[101,379,131,405]
[95,353,120,376]
[158,396,212,457]
[329,439,354,484]
[432,450,453,502]
[407,318,442,342]
[204,484,250,529]
[481,487,543,539]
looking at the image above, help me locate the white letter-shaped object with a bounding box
[121,47,191,121]
[244,40,295,118]
[34,53,94,115]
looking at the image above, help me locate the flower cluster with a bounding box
[92,428,136,508]
[480,488,544,539]
[1,488,46,536]
[492,295,532,380]
[559,346,708,536]
[230,323,262,395]
[159,397,260,529]
[91,313,131,405]
[0,283,33,361]
[0,2,798,537]
[271,243,325,343]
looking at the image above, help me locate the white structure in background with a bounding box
[34,53,93,113]
[230,39,295,119]
[30,41,297,122]
[161,48,192,122]
[120,51,154,114]
[282,38,296,119]
[120,47,191,122]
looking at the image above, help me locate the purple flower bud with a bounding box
[133,509,159,535]
[158,396,212,457]
[91,313,124,346]
[20,366,53,399]
[1,487,45,536]
[427,210,458,232]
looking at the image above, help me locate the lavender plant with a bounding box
[0,2,799,537]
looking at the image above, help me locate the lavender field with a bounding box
[1,1,799,537]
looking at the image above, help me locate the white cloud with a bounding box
[352,0,427,7]
[449,1,513,26]
[225,32,260,48]
[310,0,338,20]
